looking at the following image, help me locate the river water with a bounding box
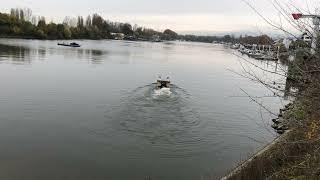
[0,39,286,180]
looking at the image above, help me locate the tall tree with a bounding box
[23,8,32,22]
[77,16,84,28]
[121,23,133,35]
[92,14,103,28]
[85,15,91,27]
[19,9,24,21]
[37,16,46,29]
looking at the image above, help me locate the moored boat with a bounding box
[57,42,81,47]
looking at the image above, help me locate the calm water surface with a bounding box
[0,39,286,180]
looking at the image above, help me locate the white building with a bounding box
[282,38,294,49]
[301,32,312,43]
[111,33,125,40]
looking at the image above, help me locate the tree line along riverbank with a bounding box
[0,8,275,44]
[0,8,179,41]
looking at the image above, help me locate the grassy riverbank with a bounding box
[223,52,320,179]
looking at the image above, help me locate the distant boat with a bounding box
[231,44,240,49]
[57,42,81,47]
[152,39,163,43]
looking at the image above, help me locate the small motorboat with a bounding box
[156,76,170,89]
[57,42,81,47]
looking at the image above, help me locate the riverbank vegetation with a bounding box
[0,8,273,44]
[225,54,320,179]
[0,8,179,40]
[223,1,320,179]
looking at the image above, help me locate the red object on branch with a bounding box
[292,13,303,20]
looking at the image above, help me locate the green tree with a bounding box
[37,17,46,29]
[163,29,178,40]
[77,16,84,28]
[121,23,133,35]
[46,23,58,39]
[63,26,71,39]
[35,29,46,39]
[92,14,103,28]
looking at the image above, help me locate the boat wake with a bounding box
[152,87,172,98]
[87,83,219,159]
[100,84,201,143]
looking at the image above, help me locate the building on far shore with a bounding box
[301,32,312,43]
[110,33,125,40]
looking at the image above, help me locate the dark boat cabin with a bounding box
[156,80,170,89]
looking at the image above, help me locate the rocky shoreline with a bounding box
[221,101,295,180]
[271,102,293,134]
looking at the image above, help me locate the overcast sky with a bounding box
[1,0,318,34]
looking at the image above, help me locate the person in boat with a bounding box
[156,76,170,89]
[159,81,167,88]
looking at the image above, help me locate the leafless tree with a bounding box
[225,1,320,179]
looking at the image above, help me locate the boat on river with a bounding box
[57,42,81,47]
[156,76,170,89]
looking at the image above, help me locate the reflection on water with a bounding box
[0,44,32,63]
[0,43,109,64]
[105,84,201,152]
[0,39,288,180]
[88,49,108,64]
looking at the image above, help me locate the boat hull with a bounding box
[57,43,81,47]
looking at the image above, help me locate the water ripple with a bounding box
[91,84,216,158]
